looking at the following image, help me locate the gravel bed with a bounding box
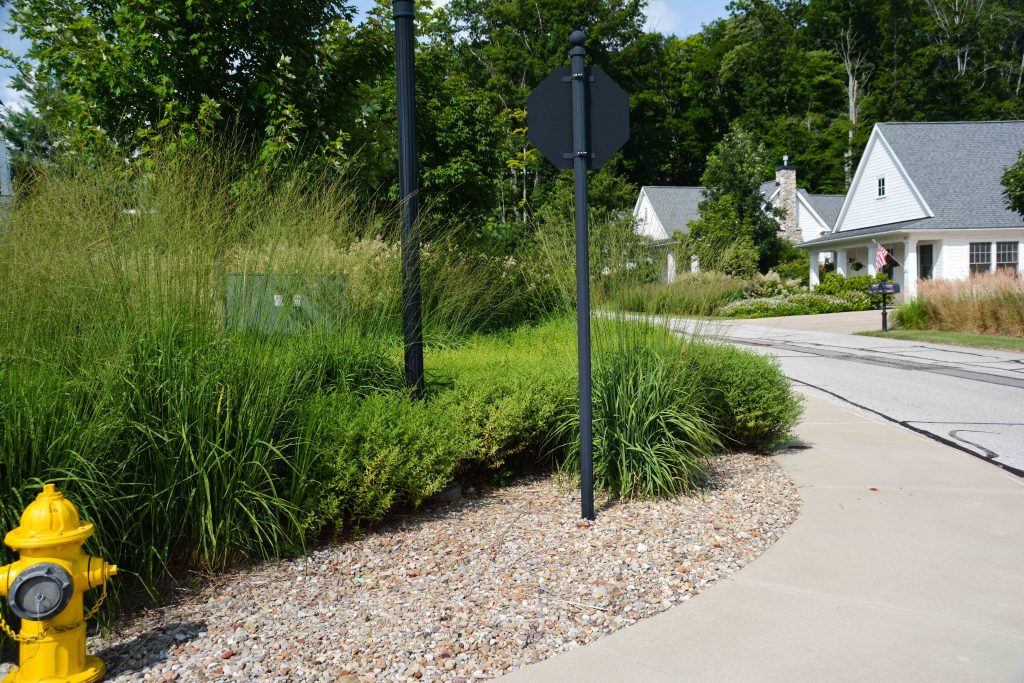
[1,453,799,682]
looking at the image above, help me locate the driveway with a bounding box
[672,312,1024,476]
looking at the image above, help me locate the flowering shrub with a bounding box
[718,292,872,318]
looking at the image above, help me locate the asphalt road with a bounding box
[669,313,1024,476]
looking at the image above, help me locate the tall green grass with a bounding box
[606,272,747,317]
[0,147,548,599]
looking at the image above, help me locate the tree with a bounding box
[1003,149,1024,217]
[836,24,874,186]
[693,124,782,272]
[3,0,377,158]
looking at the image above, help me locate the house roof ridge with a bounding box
[877,119,1024,126]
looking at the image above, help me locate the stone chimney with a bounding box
[776,155,799,243]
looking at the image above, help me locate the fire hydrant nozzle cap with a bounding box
[4,483,95,550]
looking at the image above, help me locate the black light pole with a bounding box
[570,31,595,521]
[393,0,425,398]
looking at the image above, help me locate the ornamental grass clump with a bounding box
[909,272,1024,337]
[558,321,720,499]
[607,272,747,316]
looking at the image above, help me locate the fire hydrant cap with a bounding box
[4,483,95,550]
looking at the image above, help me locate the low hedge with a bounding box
[303,318,804,529]
[681,341,803,450]
[718,292,872,318]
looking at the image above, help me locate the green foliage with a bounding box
[893,298,930,330]
[0,147,559,602]
[560,323,719,498]
[719,292,872,318]
[1003,150,1024,217]
[817,271,888,307]
[300,390,470,533]
[3,0,369,160]
[607,272,748,316]
[681,341,803,451]
[692,125,782,272]
[427,320,577,472]
[774,241,811,286]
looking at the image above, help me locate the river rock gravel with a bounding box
[0,453,799,682]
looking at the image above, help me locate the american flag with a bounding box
[875,243,892,270]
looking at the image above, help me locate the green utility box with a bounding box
[225,273,344,335]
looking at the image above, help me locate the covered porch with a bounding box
[805,233,940,299]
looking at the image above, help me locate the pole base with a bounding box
[2,655,106,683]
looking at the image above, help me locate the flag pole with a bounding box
[872,239,903,268]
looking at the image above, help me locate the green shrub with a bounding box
[894,298,930,330]
[817,271,888,307]
[300,391,471,533]
[681,341,802,451]
[718,292,871,317]
[428,322,576,472]
[774,241,810,286]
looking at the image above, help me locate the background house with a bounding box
[799,121,1024,298]
[634,161,843,281]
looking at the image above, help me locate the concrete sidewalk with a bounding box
[503,398,1024,682]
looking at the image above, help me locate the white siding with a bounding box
[796,197,829,242]
[633,192,668,241]
[940,239,969,280]
[837,132,930,232]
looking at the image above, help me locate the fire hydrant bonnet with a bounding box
[4,483,95,550]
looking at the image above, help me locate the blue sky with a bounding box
[0,1,729,110]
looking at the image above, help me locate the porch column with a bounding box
[903,239,919,299]
[809,251,820,289]
[666,251,677,283]
[867,245,877,276]
[836,248,848,276]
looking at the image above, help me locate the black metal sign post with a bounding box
[527,31,629,521]
[569,31,595,521]
[393,0,425,398]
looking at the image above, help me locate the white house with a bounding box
[634,160,843,281]
[800,121,1024,297]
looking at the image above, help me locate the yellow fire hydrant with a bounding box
[0,484,117,683]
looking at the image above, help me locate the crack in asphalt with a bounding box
[786,379,1024,479]
[948,430,1002,461]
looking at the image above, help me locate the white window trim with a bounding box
[877,176,886,199]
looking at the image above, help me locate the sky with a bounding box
[0,1,730,111]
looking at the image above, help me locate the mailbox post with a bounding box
[868,280,901,332]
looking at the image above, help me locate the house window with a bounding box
[877,177,886,198]
[969,242,992,274]
[919,244,934,279]
[996,242,1019,273]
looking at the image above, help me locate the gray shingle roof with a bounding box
[801,213,1024,246]
[640,186,705,236]
[876,121,1024,230]
[801,191,845,229]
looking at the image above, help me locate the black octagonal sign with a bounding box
[527,66,629,170]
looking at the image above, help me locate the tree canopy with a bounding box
[2,0,1022,252]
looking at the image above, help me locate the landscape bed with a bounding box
[55,454,800,683]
